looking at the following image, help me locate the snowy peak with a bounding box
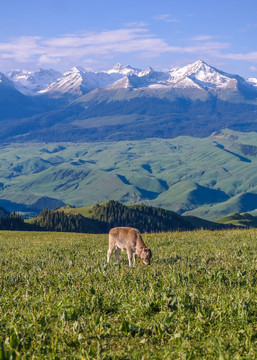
[167,60,244,90]
[247,77,257,87]
[110,63,124,72]
[138,66,155,77]
[173,60,218,75]
[106,74,147,90]
[100,60,257,101]
[106,76,132,90]
[107,63,141,76]
[107,66,171,90]
[7,68,61,95]
[42,67,85,97]
[106,60,239,91]
[3,60,257,99]
[41,66,123,97]
[70,66,86,73]
[138,67,170,85]
[181,60,210,74]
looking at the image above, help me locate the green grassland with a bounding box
[0,129,257,220]
[1,229,257,359]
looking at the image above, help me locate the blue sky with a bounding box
[1,0,257,77]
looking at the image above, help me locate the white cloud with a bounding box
[191,35,218,41]
[125,21,147,28]
[0,36,43,62]
[0,26,256,72]
[153,14,179,23]
[0,28,175,69]
[0,29,228,66]
[220,51,257,62]
[38,55,60,65]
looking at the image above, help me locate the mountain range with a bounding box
[1,60,257,143]
[6,60,257,98]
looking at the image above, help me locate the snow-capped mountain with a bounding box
[103,60,255,95]
[106,63,141,76]
[4,60,257,99]
[167,60,234,88]
[40,66,123,97]
[1,60,257,144]
[7,68,62,95]
[88,60,257,105]
[166,60,256,96]
[105,67,170,90]
[247,77,257,87]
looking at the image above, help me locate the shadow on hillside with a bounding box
[215,143,251,163]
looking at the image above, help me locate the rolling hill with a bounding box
[0,129,257,220]
[216,212,257,228]
[30,200,231,233]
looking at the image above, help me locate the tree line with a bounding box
[90,200,194,232]
[0,200,228,233]
[0,212,31,231]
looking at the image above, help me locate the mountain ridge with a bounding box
[1,60,257,143]
[4,60,257,98]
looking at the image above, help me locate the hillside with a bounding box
[30,200,230,233]
[0,195,65,217]
[0,129,257,219]
[215,212,257,228]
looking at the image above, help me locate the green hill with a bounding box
[1,129,257,220]
[215,212,257,228]
[39,200,229,233]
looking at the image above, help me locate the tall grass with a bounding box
[0,229,257,359]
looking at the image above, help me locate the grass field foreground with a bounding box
[1,229,257,359]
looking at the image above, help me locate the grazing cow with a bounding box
[107,227,152,266]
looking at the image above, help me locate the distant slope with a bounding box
[0,72,65,125]
[215,212,257,228]
[0,196,65,217]
[9,96,257,143]
[1,130,257,220]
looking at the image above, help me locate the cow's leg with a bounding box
[107,244,115,264]
[127,248,133,266]
[115,247,121,263]
[132,252,137,265]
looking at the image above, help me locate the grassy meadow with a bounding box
[1,229,257,359]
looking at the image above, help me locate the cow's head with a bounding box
[139,247,152,265]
